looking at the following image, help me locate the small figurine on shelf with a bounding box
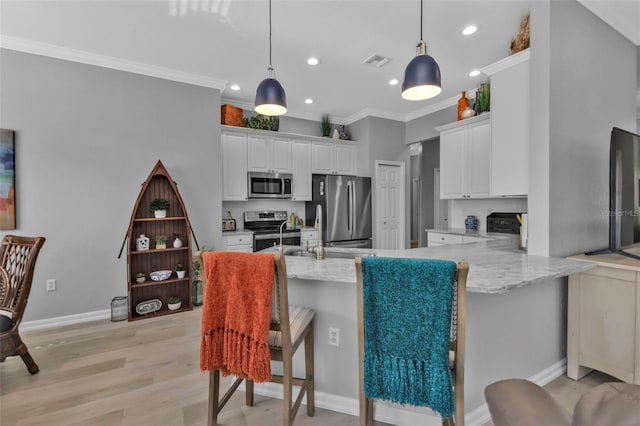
[155,235,167,250]
[173,233,183,248]
[136,234,150,251]
[175,263,186,279]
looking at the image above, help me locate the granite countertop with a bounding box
[264,239,596,294]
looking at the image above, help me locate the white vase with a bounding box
[176,270,186,279]
[136,234,150,251]
[173,237,183,248]
[332,128,340,139]
[154,209,167,218]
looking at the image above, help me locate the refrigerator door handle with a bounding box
[352,180,357,236]
[346,180,352,233]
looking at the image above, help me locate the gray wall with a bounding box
[1,49,222,322]
[405,105,457,144]
[420,138,439,246]
[528,0,637,258]
[351,117,409,248]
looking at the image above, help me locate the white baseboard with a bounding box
[21,309,111,331]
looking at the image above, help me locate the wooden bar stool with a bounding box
[201,252,314,426]
[355,256,469,426]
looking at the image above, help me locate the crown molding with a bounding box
[0,36,228,90]
[480,49,530,76]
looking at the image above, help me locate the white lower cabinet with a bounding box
[427,232,488,247]
[427,232,464,247]
[223,233,253,252]
[300,229,319,247]
[437,115,491,199]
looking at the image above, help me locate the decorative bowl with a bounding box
[149,270,172,281]
[135,299,162,315]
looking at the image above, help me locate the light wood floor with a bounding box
[1,308,616,426]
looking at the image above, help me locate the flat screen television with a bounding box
[588,127,640,259]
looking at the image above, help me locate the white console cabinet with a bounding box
[567,251,640,384]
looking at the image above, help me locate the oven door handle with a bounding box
[254,232,300,240]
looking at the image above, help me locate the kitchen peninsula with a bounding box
[258,238,595,426]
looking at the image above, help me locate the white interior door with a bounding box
[375,161,405,249]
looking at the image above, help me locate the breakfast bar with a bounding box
[258,239,595,425]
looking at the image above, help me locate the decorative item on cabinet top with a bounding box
[510,14,530,55]
[320,114,332,137]
[244,114,279,131]
[221,104,244,127]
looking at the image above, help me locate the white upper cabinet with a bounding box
[482,49,530,196]
[247,135,292,173]
[311,141,356,175]
[438,115,491,199]
[222,131,248,201]
[292,140,312,201]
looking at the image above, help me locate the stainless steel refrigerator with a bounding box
[305,174,372,248]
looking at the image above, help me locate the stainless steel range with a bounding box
[244,211,301,252]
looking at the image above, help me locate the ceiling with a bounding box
[1,0,638,124]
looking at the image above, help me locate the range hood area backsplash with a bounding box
[223,200,307,229]
[449,198,528,232]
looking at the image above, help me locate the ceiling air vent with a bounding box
[363,53,391,68]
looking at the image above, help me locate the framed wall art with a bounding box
[0,129,16,230]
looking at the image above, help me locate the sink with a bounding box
[284,248,374,259]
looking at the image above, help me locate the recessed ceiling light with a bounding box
[389,78,399,86]
[307,57,320,66]
[462,25,478,36]
[469,70,481,77]
[230,84,240,91]
[305,98,313,104]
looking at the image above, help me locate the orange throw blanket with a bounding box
[200,252,275,383]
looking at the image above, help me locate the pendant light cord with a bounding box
[420,0,423,41]
[269,0,273,67]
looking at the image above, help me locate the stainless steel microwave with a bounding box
[248,172,293,199]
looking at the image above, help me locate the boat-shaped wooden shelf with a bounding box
[126,160,194,321]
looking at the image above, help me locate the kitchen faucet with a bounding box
[307,204,324,260]
[277,220,287,254]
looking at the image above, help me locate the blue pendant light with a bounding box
[401,0,441,101]
[255,0,287,116]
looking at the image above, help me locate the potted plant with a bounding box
[175,263,186,279]
[135,273,146,284]
[150,198,170,218]
[167,296,182,310]
[155,235,167,250]
[320,114,332,137]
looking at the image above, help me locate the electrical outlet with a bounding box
[46,279,56,292]
[328,327,339,347]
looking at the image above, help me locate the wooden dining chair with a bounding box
[355,256,469,426]
[0,235,46,374]
[203,252,315,426]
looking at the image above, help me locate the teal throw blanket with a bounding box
[361,256,457,418]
